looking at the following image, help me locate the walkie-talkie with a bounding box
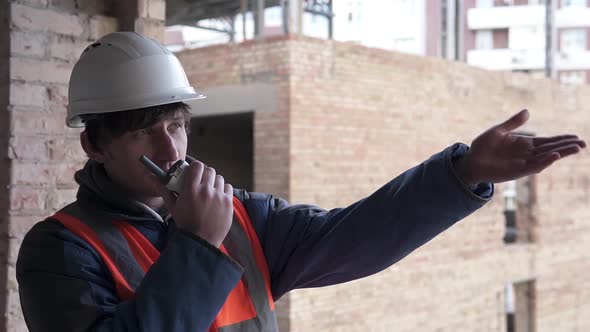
[139,155,189,195]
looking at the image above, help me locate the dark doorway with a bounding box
[187,112,254,191]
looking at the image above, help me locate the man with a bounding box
[16,32,586,332]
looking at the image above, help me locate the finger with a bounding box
[532,134,579,146]
[527,152,560,174]
[550,143,583,159]
[184,161,205,194]
[214,174,225,191]
[160,186,177,209]
[201,167,216,187]
[533,143,583,160]
[497,109,529,133]
[533,138,586,155]
[224,183,233,196]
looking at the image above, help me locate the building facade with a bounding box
[165,0,590,85]
[463,0,590,85]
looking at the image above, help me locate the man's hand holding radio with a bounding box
[161,160,234,248]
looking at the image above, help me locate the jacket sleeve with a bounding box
[239,143,494,300]
[16,222,243,332]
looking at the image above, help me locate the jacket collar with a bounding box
[74,159,165,223]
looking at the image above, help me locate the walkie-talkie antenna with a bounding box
[139,155,167,181]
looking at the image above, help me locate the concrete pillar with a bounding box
[116,0,166,41]
[287,0,303,35]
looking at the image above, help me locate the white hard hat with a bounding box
[66,32,205,128]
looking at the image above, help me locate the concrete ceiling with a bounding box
[166,0,281,26]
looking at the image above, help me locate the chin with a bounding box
[146,184,163,197]
[133,182,161,199]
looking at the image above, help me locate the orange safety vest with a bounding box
[51,196,277,332]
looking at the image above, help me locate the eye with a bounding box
[168,122,184,133]
[134,128,151,138]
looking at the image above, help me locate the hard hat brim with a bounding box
[66,88,206,128]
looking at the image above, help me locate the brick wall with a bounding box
[1,1,11,331]
[4,1,120,329]
[179,35,590,331]
[286,37,590,332]
[3,0,166,330]
[176,36,294,200]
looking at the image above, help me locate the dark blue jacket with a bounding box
[16,143,492,331]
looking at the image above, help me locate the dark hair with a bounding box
[84,102,192,150]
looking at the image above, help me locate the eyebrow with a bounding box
[158,115,185,125]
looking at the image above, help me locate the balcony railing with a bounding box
[467,5,590,30]
[467,48,545,71]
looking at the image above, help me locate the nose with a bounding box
[154,130,179,162]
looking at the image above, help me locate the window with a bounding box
[510,26,545,50]
[561,0,586,7]
[503,180,518,243]
[494,29,509,49]
[560,71,586,85]
[560,29,587,53]
[476,30,493,50]
[505,281,536,332]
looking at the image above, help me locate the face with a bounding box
[84,112,188,205]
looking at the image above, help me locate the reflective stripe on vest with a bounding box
[52,196,277,332]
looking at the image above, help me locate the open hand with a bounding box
[455,109,587,185]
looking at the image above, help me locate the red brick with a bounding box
[49,0,111,15]
[9,83,47,107]
[11,3,84,37]
[6,280,27,331]
[47,137,85,162]
[134,18,165,42]
[11,162,54,186]
[9,187,45,211]
[8,136,50,161]
[48,35,87,62]
[56,161,85,185]
[48,187,78,212]
[46,188,77,211]
[148,0,166,21]
[47,84,69,108]
[89,15,118,40]
[17,0,49,6]
[10,110,67,135]
[10,30,47,58]
[138,0,148,18]
[10,57,72,84]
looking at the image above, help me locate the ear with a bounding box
[80,131,107,163]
